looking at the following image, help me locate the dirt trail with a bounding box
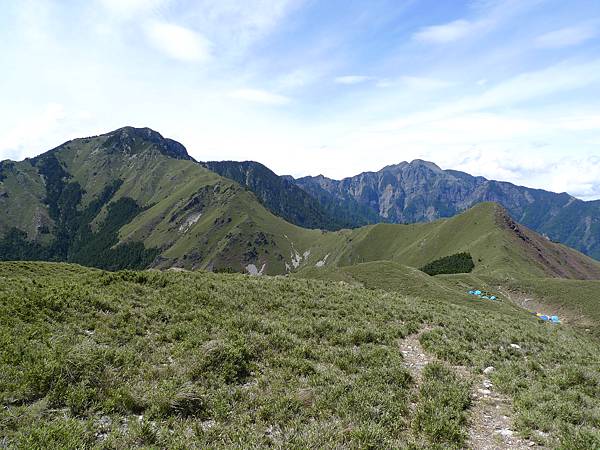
[468,373,540,449]
[399,328,544,450]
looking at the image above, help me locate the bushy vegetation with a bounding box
[1,262,599,448]
[412,363,471,448]
[420,252,475,276]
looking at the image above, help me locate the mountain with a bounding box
[3,130,600,449]
[202,160,373,230]
[0,127,327,273]
[293,159,600,260]
[2,127,600,281]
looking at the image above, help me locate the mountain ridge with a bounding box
[207,156,600,260]
[289,160,600,259]
[2,126,600,279]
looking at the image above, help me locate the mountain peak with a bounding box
[409,159,442,171]
[381,159,442,174]
[101,126,193,161]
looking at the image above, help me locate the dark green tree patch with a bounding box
[420,252,475,276]
[0,228,50,260]
[0,174,157,270]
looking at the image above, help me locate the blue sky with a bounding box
[1,0,600,199]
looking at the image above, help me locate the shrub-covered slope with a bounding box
[1,262,599,448]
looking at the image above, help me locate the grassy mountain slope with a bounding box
[297,260,467,301]
[296,204,600,333]
[2,261,599,448]
[501,277,600,334]
[186,157,600,262]
[305,203,600,281]
[0,127,330,273]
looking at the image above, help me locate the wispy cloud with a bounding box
[413,19,487,44]
[450,149,600,200]
[334,75,374,85]
[276,69,323,89]
[535,24,598,49]
[228,89,291,105]
[189,0,303,51]
[373,59,600,132]
[99,0,171,18]
[378,76,454,90]
[3,0,600,199]
[412,0,544,45]
[144,20,213,62]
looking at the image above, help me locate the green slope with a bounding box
[297,260,464,301]
[303,202,600,281]
[294,160,600,260]
[1,261,600,448]
[0,127,328,273]
[202,160,357,230]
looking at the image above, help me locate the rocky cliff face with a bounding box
[294,160,600,259]
[203,161,379,230]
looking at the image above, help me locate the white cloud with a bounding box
[334,75,374,85]
[276,69,322,89]
[99,0,170,18]
[378,76,454,90]
[0,103,66,160]
[447,150,600,200]
[536,24,598,49]
[547,156,600,199]
[144,20,212,62]
[228,89,291,105]
[373,59,600,132]
[413,19,486,44]
[412,0,544,45]
[557,115,600,131]
[189,0,303,50]
[472,60,600,109]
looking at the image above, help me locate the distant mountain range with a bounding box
[1,126,599,275]
[209,159,600,260]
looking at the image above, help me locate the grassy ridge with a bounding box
[1,262,599,448]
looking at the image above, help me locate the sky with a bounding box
[1,0,600,200]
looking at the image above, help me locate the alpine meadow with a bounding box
[2,1,600,449]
